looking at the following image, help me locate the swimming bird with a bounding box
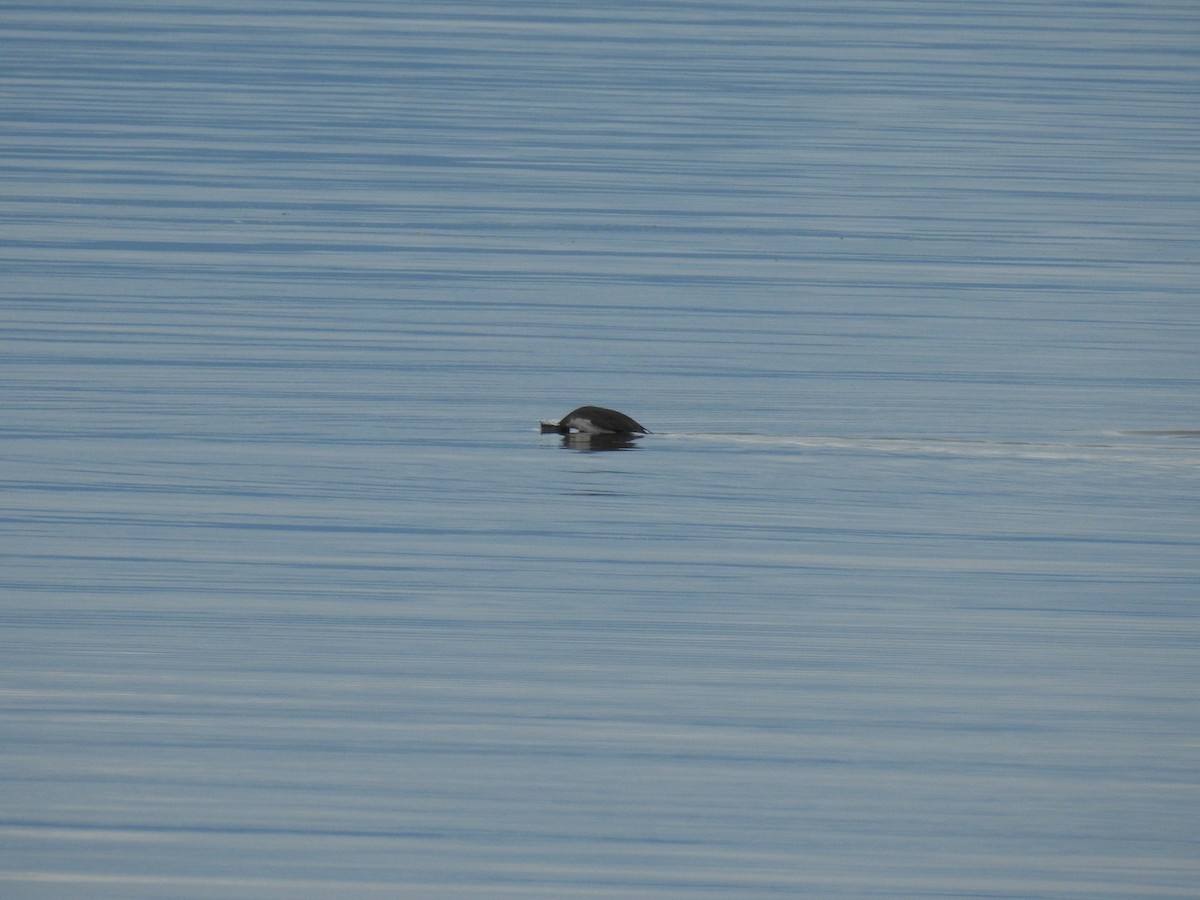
[540,406,650,435]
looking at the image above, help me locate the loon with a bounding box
[540,406,650,435]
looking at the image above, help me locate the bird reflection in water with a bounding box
[558,433,643,452]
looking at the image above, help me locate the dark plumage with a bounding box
[540,406,650,435]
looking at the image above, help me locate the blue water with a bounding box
[2,2,1198,897]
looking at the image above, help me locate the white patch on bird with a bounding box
[569,416,601,434]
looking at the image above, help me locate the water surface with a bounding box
[2,1,1198,897]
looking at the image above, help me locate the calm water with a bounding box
[2,1,1198,897]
